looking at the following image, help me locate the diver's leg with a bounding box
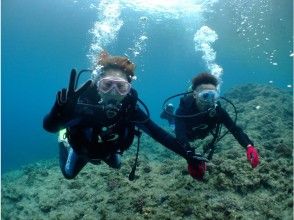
[103,151,122,169]
[59,142,87,179]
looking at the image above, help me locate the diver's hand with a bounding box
[56,69,92,117]
[182,143,208,181]
[187,152,208,181]
[246,145,259,168]
[187,160,206,181]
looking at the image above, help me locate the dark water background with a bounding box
[2,0,293,172]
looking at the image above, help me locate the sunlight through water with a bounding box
[87,0,220,69]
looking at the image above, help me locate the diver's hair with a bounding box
[97,51,135,82]
[191,72,218,90]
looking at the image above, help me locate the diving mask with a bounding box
[197,89,219,103]
[97,77,131,96]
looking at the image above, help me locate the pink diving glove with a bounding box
[246,145,260,168]
[188,161,206,181]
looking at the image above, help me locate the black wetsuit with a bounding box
[43,86,190,179]
[175,95,253,149]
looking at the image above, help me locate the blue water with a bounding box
[2,0,293,173]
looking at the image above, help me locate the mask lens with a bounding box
[98,78,114,93]
[115,81,131,95]
[198,90,219,102]
[98,78,131,95]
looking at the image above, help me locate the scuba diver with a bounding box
[43,52,207,180]
[161,72,260,180]
[160,103,175,130]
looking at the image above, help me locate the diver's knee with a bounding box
[62,172,77,180]
[112,162,122,169]
[60,164,79,179]
[105,153,122,169]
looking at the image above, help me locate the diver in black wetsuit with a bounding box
[43,52,206,180]
[161,72,260,180]
[160,103,175,131]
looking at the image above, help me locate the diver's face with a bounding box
[193,84,218,111]
[97,69,131,104]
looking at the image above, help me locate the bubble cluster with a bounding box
[126,16,149,60]
[194,26,223,80]
[87,0,220,67]
[222,0,288,66]
[87,0,124,65]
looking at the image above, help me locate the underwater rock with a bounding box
[131,195,146,213]
[142,165,152,173]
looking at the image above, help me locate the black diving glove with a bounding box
[56,69,92,118]
[186,150,209,164]
[180,142,208,163]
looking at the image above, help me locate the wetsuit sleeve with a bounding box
[133,107,190,159]
[43,100,69,133]
[174,100,191,148]
[219,107,254,148]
